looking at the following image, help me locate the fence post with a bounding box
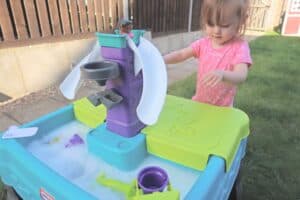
[123,0,129,20]
[188,0,194,32]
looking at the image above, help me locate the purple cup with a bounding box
[137,166,169,194]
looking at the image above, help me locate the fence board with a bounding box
[165,0,170,32]
[24,0,40,38]
[162,0,167,32]
[183,0,190,30]
[153,0,158,31]
[48,0,62,35]
[117,0,124,20]
[136,0,143,28]
[0,0,15,41]
[151,0,155,31]
[36,0,51,37]
[110,0,117,29]
[159,0,164,32]
[103,0,110,31]
[78,0,88,32]
[69,0,80,34]
[141,0,146,29]
[9,0,28,39]
[94,0,104,31]
[159,0,163,32]
[131,0,137,27]
[191,0,201,31]
[170,0,177,31]
[87,0,96,32]
[185,0,190,29]
[58,0,71,35]
[128,0,135,22]
[178,0,182,30]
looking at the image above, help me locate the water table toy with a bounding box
[65,134,84,148]
[96,167,180,200]
[137,166,169,194]
[0,30,250,200]
[45,136,60,145]
[2,126,38,139]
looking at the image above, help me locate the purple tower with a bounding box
[99,35,145,137]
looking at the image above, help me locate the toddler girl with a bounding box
[119,19,134,38]
[164,0,252,107]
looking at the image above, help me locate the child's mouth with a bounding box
[213,35,222,39]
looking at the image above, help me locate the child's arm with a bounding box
[201,63,249,87]
[163,47,195,64]
[223,63,249,84]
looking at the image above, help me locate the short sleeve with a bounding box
[190,38,206,58]
[232,41,253,67]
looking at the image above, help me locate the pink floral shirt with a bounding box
[190,37,252,106]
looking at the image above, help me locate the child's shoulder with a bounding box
[192,36,210,47]
[227,38,250,53]
[232,38,249,47]
[199,36,210,43]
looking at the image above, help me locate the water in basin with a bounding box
[26,121,200,199]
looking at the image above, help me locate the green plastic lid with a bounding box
[143,95,250,171]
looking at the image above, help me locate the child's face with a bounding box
[121,24,133,34]
[205,9,240,47]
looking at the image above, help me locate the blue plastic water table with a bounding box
[0,95,249,200]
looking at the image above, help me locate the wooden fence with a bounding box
[0,0,287,48]
[247,0,273,31]
[247,0,287,31]
[131,0,287,33]
[191,0,202,31]
[128,0,202,34]
[0,0,123,47]
[129,0,190,36]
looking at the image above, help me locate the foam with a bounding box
[26,121,200,199]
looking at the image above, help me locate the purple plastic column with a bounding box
[101,46,145,137]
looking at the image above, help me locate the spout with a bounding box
[96,80,107,86]
[81,61,119,86]
[87,89,123,109]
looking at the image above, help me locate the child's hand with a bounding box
[201,70,224,87]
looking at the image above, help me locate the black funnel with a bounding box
[81,61,120,86]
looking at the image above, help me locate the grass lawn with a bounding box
[0,181,4,200]
[168,34,300,199]
[1,35,299,200]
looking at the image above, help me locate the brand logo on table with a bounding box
[40,188,55,200]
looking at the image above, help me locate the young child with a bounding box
[119,19,134,38]
[164,0,252,107]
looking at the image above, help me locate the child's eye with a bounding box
[220,24,231,28]
[207,21,215,27]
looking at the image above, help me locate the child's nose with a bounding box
[213,26,221,34]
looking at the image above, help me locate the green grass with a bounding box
[169,35,300,199]
[0,181,4,200]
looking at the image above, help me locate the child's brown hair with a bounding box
[201,0,250,36]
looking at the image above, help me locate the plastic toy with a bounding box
[46,136,60,144]
[0,29,250,200]
[137,166,169,194]
[96,168,179,200]
[96,173,136,199]
[73,97,106,128]
[65,134,84,148]
[144,95,249,171]
[2,126,38,139]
